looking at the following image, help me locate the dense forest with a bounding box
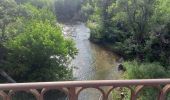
[85,0,170,76]
[82,0,170,99]
[0,0,170,99]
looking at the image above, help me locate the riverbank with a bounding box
[90,41,125,58]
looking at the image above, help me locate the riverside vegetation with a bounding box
[0,0,78,83]
[0,0,78,99]
[0,0,170,100]
[82,0,170,99]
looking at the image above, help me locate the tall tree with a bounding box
[0,0,18,42]
[0,0,19,83]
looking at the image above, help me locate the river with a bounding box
[63,22,122,100]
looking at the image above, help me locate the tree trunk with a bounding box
[0,69,16,83]
[1,25,6,42]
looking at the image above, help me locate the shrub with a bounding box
[123,60,167,79]
[122,60,167,100]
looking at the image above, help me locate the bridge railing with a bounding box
[0,79,170,100]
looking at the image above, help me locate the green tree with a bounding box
[80,2,94,21]
[18,3,56,24]
[0,0,21,83]
[3,21,77,82]
[84,0,170,99]
[0,0,18,42]
[15,0,54,9]
[54,0,82,21]
[86,0,170,64]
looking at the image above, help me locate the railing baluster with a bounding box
[6,95,11,100]
[0,91,7,100]
[68,87,78,100]
[131,92,137,100]
[0,79,170,100]
[159,90,165,100]
[131,85,143,100]
[159,84,170,100]
[30,89,41,100]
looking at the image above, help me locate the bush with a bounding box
[88,21,103,42]
[123,60,167,79]
[122,60,168,100]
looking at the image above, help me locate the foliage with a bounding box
[54,0,82,22]
[82,1,170,99]
[15,0,54,9]
[87,12,103,42]
[123,60,167,100]
[84,0,170,66]
[18,3,56,24]
[0,0,22,82]
[0,0,77,83]
[123,60,167,79]
[0,0,19,42]
[3,21,77,82]
[0,44,7,68]
[144,23,170,66]
[80,2,94,21]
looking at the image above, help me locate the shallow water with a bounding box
[63,22,121,100]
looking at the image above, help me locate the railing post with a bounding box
[158,84,170,100]
[131,94,137,100]
[158,92,165,100]
[68,87,78,100]
[0,91,7,100]
[30,89,42,100]
[6,95,11,100]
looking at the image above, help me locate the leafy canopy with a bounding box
[4,20,77,82]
